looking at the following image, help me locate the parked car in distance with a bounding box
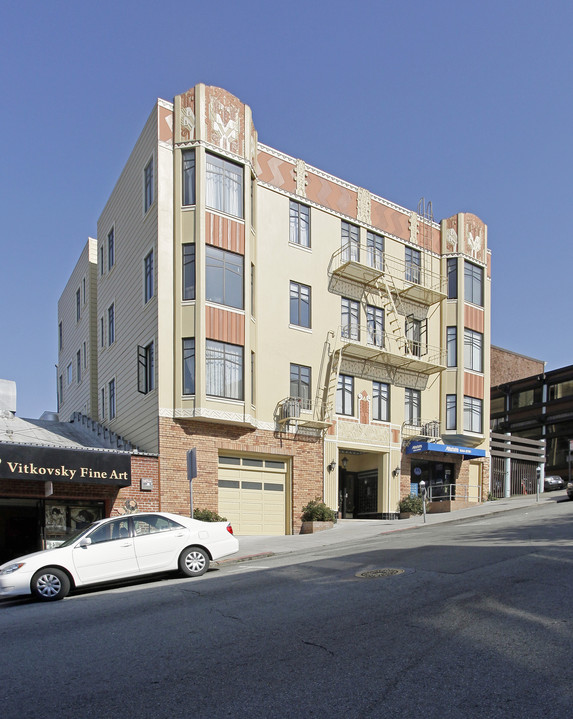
[0,512,239,601]
[544,475,565,491]
[567,481,573,500]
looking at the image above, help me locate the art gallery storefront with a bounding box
[0,442,158,564]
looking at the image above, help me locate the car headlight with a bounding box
[0,562,25,576]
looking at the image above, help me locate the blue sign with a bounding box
[405,441,486,458]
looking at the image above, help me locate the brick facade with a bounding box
[158,417,323,533]
[491,346,544,387]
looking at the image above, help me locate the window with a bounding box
[447,258,458,299]
[367,232,384,270]
[373,381,389,421]
[206,340,243,400]
[367,305,384,347]
[76,350,81,384]
[99,245,104,275]
[76,288,81,322]
[100,316,104,347]
[251,351,255,405]
[82,277,86,304]
[83,341,87,369]
[206,153,243,218]
[290,281,311,328]
[446,395,457,430]
[67,363,72,386]
[206,245,244,309]
[100,387,105,419]
[58,322,63,351]
[182,244,195,301]
[290,364,311,407]
[144,250,154,303]
[464,396,482,433]
[144,157,154,212]
[108,228,115,271]
[406,317,423,357]
[182,338,195,395]
[464,261,483,306]
[289,201,310,247]
[548,380,573,401]
[341,298,360,340]
[464,329,483,372]
[58,375,63,407]
[341,222,359,262]
[251,263,255,317]
[511,387,542,409]
[447,326,457,367]
[182,150,195,206]
[108,303,115,346]
[405,388,421,425]
[336,374,354,416]
[405,247,421,284]
[88,518,129,544]
[138,342,154,394]
[109,378,116,419]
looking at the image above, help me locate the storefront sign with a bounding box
[0,443,131,487]
[406,441,486,458]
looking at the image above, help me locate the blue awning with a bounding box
[405,441,486,458]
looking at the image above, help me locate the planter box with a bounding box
[300,520,334,534]
[399,512,420,519]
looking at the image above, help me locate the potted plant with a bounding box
[397,495,424,519]
[300,498,336,534]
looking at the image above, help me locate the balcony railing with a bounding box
[276,397,331,429]
[402,419,441,439]
[330,243,446,305]
[338,325,446,375]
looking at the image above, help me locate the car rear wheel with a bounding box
[31,567,71,601]
[179,547,209,577]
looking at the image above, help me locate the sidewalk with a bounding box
[218,492,569,565]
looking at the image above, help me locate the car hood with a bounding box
[0,547,66,570]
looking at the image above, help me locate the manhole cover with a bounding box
[357,568,406,579]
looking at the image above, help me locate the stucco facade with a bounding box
[57,83,492,534]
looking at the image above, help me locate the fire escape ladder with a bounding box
[379,273,408,352]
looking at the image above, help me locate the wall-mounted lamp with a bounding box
[342,457,348,470]
[392,466,401,477]
[327,460,337,472]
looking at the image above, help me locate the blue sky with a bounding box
[1,0,572,419]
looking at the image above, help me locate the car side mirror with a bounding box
[79,537,92,548]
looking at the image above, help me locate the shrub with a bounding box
[397,495,424,515]
[301,498,336,522]
[193,508,227,522]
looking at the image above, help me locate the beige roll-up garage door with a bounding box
[218,456,287,535]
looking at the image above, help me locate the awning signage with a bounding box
[0,443,131,487]
[406,441,486,458]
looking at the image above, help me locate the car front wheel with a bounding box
[31,567,71,601]
[179,547,209,577]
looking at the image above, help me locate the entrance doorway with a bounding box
[0,500,42,564]
[339,470,378,518]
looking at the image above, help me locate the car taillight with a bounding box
[226,523,234,535]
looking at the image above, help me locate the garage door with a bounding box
[218,456,287,535]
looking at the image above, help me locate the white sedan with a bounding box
[0,512,239,601]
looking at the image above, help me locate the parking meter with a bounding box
[420,480,427,523]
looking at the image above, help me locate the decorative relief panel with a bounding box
[294,159,308,197]
[206,87,244,156]
[463,214,486,263]
[178,89,196,142]
[336,419,391,446]
[409,211,419,245]
[357,188,371,225]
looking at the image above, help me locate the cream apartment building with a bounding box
[57,84,491,535]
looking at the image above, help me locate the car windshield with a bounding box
[57,523,98,548]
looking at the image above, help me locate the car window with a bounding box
[87,519,130,544]
[133,515,183,535]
